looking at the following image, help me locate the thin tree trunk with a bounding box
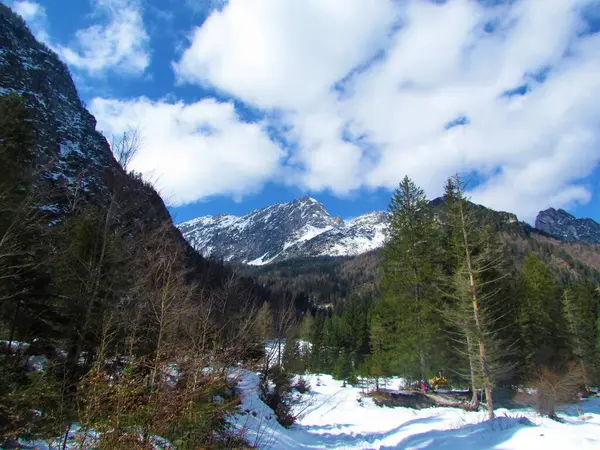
[415,271,427,383]
[278,339,282,367]
[8,298,20,349]
[459,200,494,419]
[61,422,72,450]
[419,347,427,384]
[466,334,479,409]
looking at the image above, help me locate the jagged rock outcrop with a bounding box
[535,208,600,245]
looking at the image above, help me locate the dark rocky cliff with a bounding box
[0,4,171,225]
[535,208,600,245]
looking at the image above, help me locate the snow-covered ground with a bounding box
[13,366,600,449]
[233,371,600,450]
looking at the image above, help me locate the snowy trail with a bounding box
[233,371,600,450]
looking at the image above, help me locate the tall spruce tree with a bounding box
[519,254,564,373]
[562,282,599,386]
[443,174,509,419]
[340,294,372,367]
[309,313,326,373]
[369,295,400,377]
[379,176,442,381]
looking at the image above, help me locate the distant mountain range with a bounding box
[178,197,600,265]
[177,196,388,264]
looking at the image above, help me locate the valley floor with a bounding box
[235,371,600,450]
[15,369,600,449]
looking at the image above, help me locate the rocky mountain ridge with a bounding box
[535,208,600,245]
[0,4,172,225]
[179,198,600,266]
[178,196,389,265]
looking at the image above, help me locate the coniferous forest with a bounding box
[280,176,600,420]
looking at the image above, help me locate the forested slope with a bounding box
[0,5,280,447]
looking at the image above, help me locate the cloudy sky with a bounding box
[7,0,600,223]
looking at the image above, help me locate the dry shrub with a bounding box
[517,363,585,419]
[293,376,311,394]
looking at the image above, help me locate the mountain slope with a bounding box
[0,4,175,230]
[247,209,600,308]
[178,197,389,264]
[0,4,276,303]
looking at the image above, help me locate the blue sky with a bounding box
[6,0,600,224]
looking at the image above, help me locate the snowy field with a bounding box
[234,371,600,450]
[13,366,600,449]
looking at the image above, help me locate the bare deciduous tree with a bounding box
[110,127,142,172]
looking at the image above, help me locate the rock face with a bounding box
[1,6,110,192]
[0,4,171,224]
[535,208,600,244]
[0,4,278,302]
[177,197,390,265]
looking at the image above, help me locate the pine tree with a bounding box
[379,176,442,381]
[333,348,353,387]
[0,93,42,343]
[443,174,508,419]
[282,326,304,374]
[309,313,326,373]
[0,93,35,191]
[299,312,314,342]
[53,206,128,392]
[369,296,400,376]
[519,254,564,373]
[340,294,372,366]
[256,301,273,341]
[562,282,599,386]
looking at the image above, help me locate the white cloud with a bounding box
[12,0,42,20]
[173,0,397,110]
[56,0,150,76]
[11,0,50,43]
[173,0,600,221]
[90,97,284,205]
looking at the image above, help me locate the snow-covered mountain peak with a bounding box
[177,198,389,264]
[297,195,320,205]
[348,211,390,227]
[178,198,598,265]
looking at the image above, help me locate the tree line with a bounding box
[296,175,599,419]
